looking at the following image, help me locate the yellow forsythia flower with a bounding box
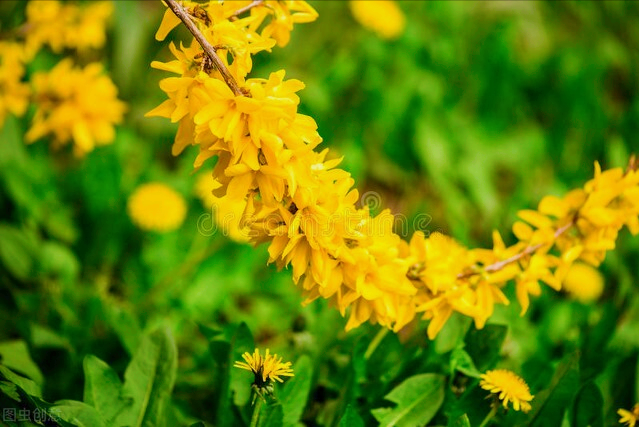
[0,42,30,126]
[349,0,406,40]
[619,404,639,427]
[195,172,217,209]
[480,369,534,413]
[26,59,126,156]
[562,262,604,303]
[25,0,113,57]
[128,183,187,232]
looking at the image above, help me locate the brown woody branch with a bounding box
[164,0,243,96]
[232,0,264,18]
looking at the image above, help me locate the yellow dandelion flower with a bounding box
[480,369,534,413]
[234,348,294,388]
[128,183,187,232]
[195,172,217,208]
[619,404,639,427]
[349,0,406,40]
[562,262,604,303]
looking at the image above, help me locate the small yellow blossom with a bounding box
[349,0,406,40]
[480,369,534,413]
[619,404,639,427]
[234,348,294,387]
[26,59,126,156]
[25,0,113,57]
[0,42,30,126]
[128,183,187,232]
[562,262,604,303]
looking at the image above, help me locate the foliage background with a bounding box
[0,1,638,426]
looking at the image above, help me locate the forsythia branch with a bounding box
[164,0,243,96]
[232,0,265,18]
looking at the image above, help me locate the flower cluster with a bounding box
[150,1,639,339]
[24,0,113,56]
[0,0,124,156]
[26,59,126,156]
[619,403,639,427]
[0,42,31,127]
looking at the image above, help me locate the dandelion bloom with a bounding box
[480,369,534,413]
[562,262,604,303]
[619,404,639,427]
[0,42,30,126]
[234,348,294,386]
[349,0,406,40]
[128,183,187,232]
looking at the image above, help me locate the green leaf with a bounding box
[228,322,255,407]
[83,355,130,423]
[259,402,284,427]
[0,380,20,402]
[527,353,580,427]
[447,413,471,427]
[371,374,445,427]
[464,324,507,372]
[0,224,38,280]
[52,400,106,427]
[0,340,44,385]
[38,242,79,283]
[280,355,313,427]
[0,366,42,398]
[450,348,481,378]
[636,354,639,402]
[30,324,71,351]
[339,404,364,427]
[571,381,603,427]
[105,304,142,356]
[114,327,178,427]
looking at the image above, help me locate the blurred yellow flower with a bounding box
[0,42,30,126]
[349,0,406,40]
[195,172,217,208]
[480,369,534,413]
[128,183,187,232]
[619,404,639,427]
[25,0,113,57]
[562,262,604,303]
[25,59,126,156]
[234,348,294,386]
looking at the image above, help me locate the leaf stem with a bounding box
[164,0,243,96]
[364,327,388,360]
[478,405,498,427]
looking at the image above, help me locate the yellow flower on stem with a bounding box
[619,404,639,427]
[128,183,187,232]
[234,348,294,388]
[480,369,534,413]
[0,41,30,126]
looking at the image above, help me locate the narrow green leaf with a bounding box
[571,381,603,427]
[339,404,364,427]
[0,380,20,402]
[371,374,445,427]
[52,400,106,427]
[0,366,42,399]
[83,355,129,423]
[259,402,284,427]
[450,348,481,378]
[228,322,255,407]
[527,353,580,427]
[0,340,44,385]
[447,414,471,427]
[114,328,178,427]
[280,355,313,427]
[464,324,508,372]
[0,224,37,280]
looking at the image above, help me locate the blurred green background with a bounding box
[1,1,638,426]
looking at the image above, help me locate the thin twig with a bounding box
[233,0,264,17]
[164,0,243,96]
[457,218,575,280]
